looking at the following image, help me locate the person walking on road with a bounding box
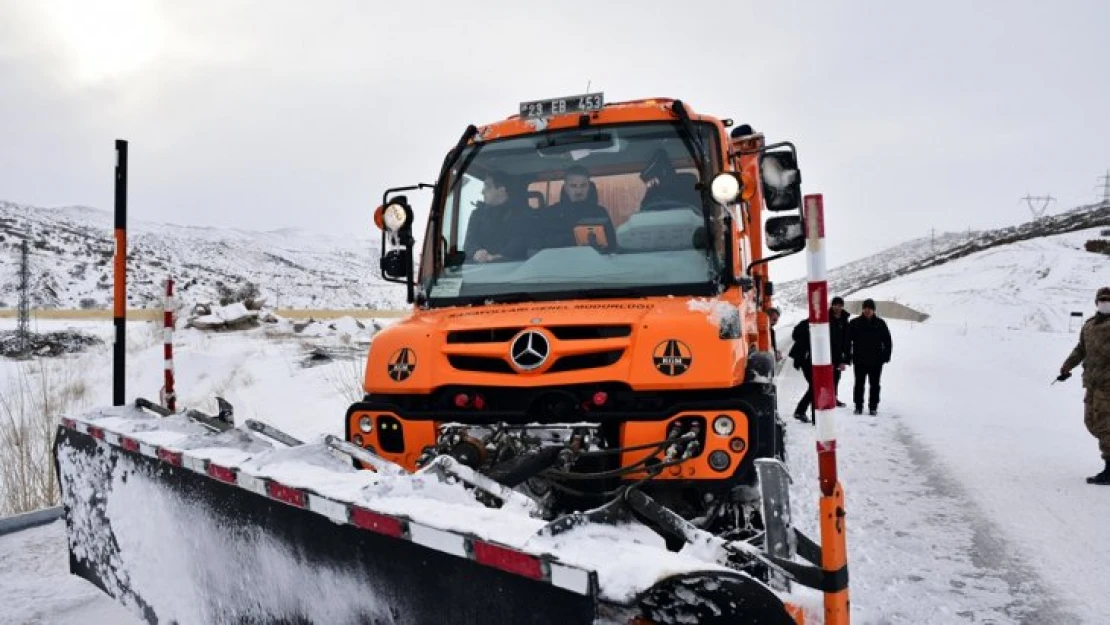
[848,298,893,415]
[767,306,782,363]
[1059,286,1110,485]
[829,296,851,407]
[789,318,814,423]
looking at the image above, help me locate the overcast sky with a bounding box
[2,0,1108,281]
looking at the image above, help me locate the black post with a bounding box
[113,140,128,406]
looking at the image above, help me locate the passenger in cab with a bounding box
[464,170,532,263]
[638,149,702,211]
[535,166,615,250]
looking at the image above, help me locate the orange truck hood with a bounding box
[364,297,749,394]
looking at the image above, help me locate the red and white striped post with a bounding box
[161,277,176,412]
[804,194,850,623]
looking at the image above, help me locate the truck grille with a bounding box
[446,325,631,344]
[448,349,625,375]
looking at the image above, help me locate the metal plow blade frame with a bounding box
[53,419,798,625]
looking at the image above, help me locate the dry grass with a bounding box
[0,358,91,515]
[318,349,368,404]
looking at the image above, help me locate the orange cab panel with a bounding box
[347,409,436,472]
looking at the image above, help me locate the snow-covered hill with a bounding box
[777,202,1110,313]
[845,227,1110,331]
[0,201,407,310]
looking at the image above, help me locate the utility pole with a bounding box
[930,227,936,249]
[17,239,31,353]
[1096,171,1110,205]
[1020,194,1055,221]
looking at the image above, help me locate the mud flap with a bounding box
[53,427,600,625]
[756,458,796,592]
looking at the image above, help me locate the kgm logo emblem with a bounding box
[387,348,416,382]
[653,340,692,376]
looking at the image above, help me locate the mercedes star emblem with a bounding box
[510,330,550,371]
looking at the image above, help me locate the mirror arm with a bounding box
[745,243,805,277]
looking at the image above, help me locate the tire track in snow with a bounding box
[892,420,1079,624]
[777,361,1077,624]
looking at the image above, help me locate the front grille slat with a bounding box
[446,328,524,344]
[548,325,632,340]
[448,350,625,375]
[447,325,632,344]
[447,355,516,374]
[547,350,625,373]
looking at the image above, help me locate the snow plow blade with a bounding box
[53,405,805,625]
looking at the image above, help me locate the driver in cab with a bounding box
[639,149,702,211]
[464,170,531,263]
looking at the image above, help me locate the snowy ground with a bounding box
[1,315,391,625]
[847,227,1108,332]
[780,319,1109,624]
[3,299,1110,622]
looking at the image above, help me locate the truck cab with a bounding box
[348,94,805,532]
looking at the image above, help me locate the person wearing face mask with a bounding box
[1060,286,1110,485]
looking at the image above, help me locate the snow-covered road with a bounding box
[4,312,1110,623]
[0,520,137,625]
[780,319,1107,623]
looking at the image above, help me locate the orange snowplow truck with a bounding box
[348,94,806,547]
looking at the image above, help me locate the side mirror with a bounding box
[380,249,411,280]
[760,151,801,212]
[765,215,805,252]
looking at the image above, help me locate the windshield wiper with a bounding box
[480,292,538,304]
[445,127,482,196]
[671,101,725,282]
[671,101,709,189]
[574,287,652,299]
[475,287,650,305]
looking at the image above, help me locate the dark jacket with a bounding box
[538,185,615,250]
[463,201,531,261]
[640,173,702,211]
[848,315,892,366]
[788,319,811,370]
[829,308,851,366]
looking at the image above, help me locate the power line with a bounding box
[1096,170,1110,204]
[17,239,31,353]
[1019,194,1056,221]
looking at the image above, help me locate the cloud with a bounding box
[1,0,1108,280]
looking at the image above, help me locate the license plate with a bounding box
[520,93,604,119]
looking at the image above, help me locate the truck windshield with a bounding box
[421,122,726,305]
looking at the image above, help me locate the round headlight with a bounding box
[708,450,731,472]
[358,415,373,433]
[712,415,735,437]
[382,203,409,231]
[710,173,741,204]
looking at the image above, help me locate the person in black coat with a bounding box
[536,166,615,250]
[638,149,702,210]
[767,307,782,362]
[788,318,814,422]
[848,298,893,415]
[829,296,851,407]
[464,170,532,263]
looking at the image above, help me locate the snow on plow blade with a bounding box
[53,407,800,625]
